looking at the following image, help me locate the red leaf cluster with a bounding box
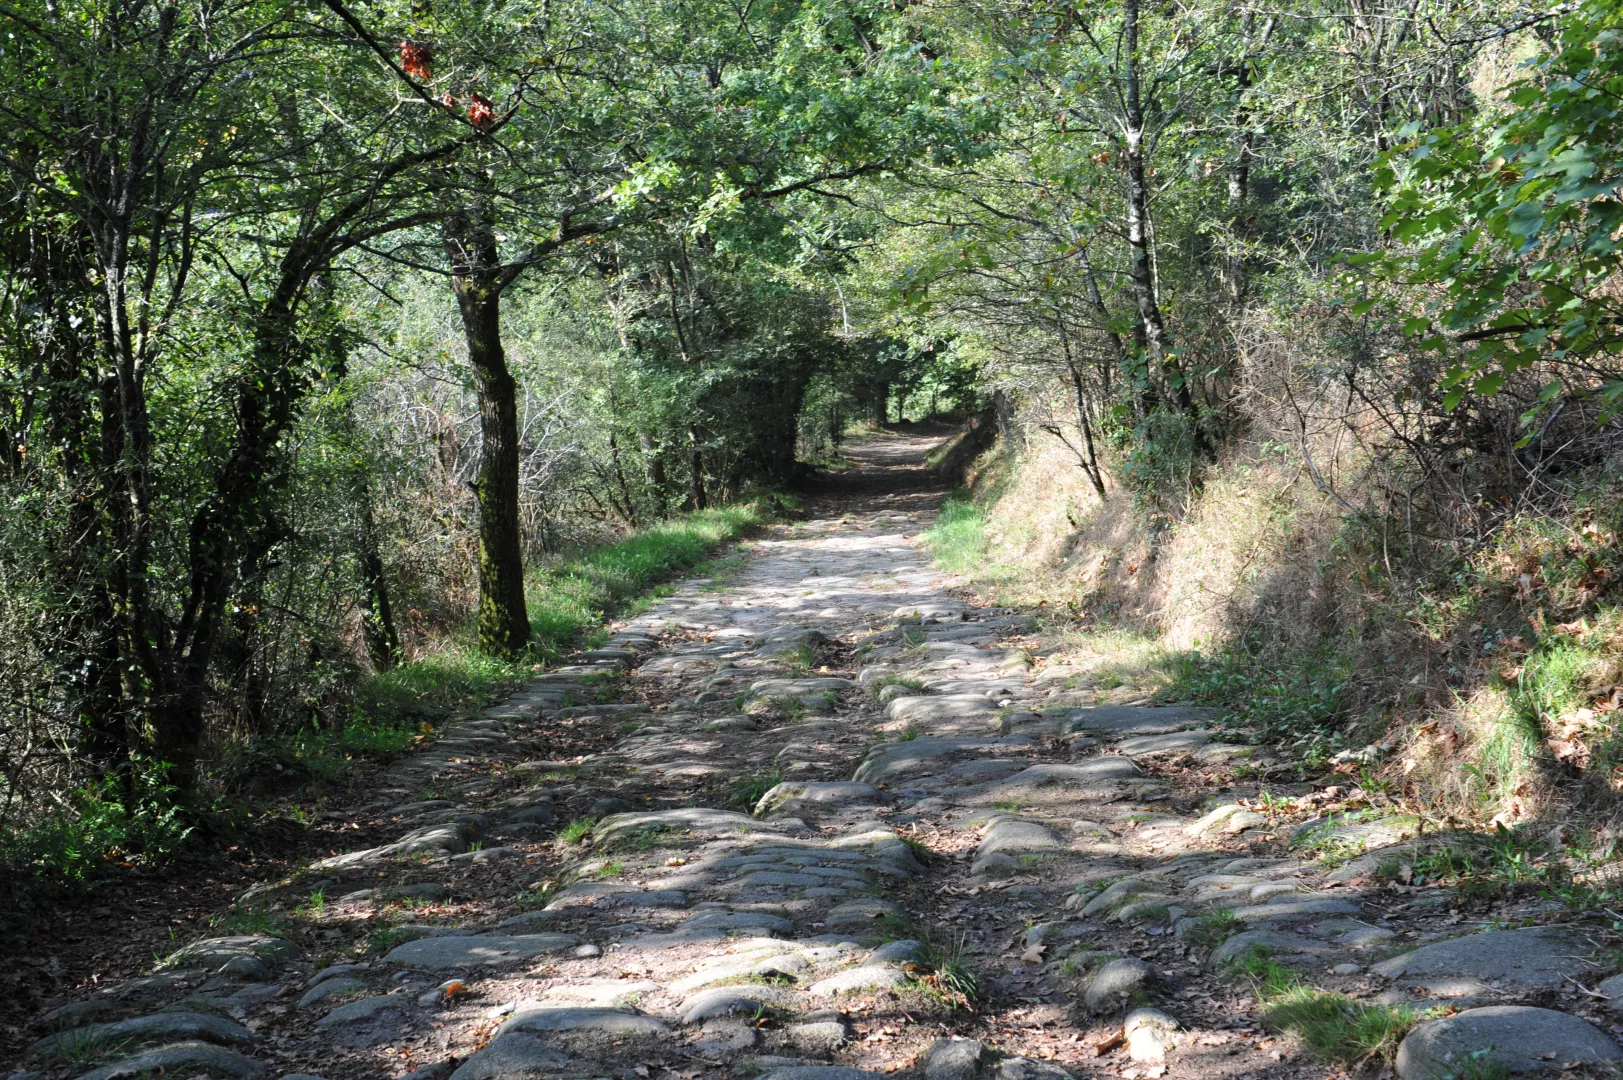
[467,94,496,130]
[399,40,433,80]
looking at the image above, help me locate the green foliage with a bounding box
[1230,950,1421,1064]
[727,769,784,812]
[526,502,768,660]
[920,494,993,575]
[0,759,196,885]
[1366,0,1623,420]
[558,818,598,845]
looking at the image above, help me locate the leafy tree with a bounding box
[1363,0,1623,425]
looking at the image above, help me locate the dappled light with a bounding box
[5,0,1623,1076]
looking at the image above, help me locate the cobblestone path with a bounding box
[19,433,1623,1080]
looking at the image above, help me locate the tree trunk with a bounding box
[357,485,401,670]
[1054,320,1108,498]
[993,389,1017,444]
[1225,14,1274,311]
[641,431,668,510]
[1121,0,1183,407]
[445,198,530,657]
[608,430,639,526]
[457,280,530,656]
[1079,244,1149,415]
[1121,0,1208,455]
[688,428,707,510]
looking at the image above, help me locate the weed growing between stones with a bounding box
[208,905,283,937]
[866,675,926,699]
[727,769,783,812]
[1183,908,1240,951]
[912,933,980,1011]
[1447,1049,1514,1080]
[628,825,671,850]
[1230,949,1424,1065]
[558,817,597,845]
[368,927,411,953]
[784,644,818,672]
[1368,825,1575,906]
[899,832,932,863]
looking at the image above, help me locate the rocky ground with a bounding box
[12,432,1623,1080]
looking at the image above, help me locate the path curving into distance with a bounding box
[20,431,1623,1080]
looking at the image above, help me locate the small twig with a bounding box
[1562,972,1608,999]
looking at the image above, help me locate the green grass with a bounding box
[910,933,980,1009]
[525,501,769,659]
[728,769,784,812]
[558,817,597,845]
[920,494,994,575]
[1184,907,1240,949]
[1228,949,1422,1065]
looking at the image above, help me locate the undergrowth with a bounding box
[0,758,197,884]
[1166,638,1353,755]
[2,498,774,891]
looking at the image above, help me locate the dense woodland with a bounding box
[3,0,1623,881]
